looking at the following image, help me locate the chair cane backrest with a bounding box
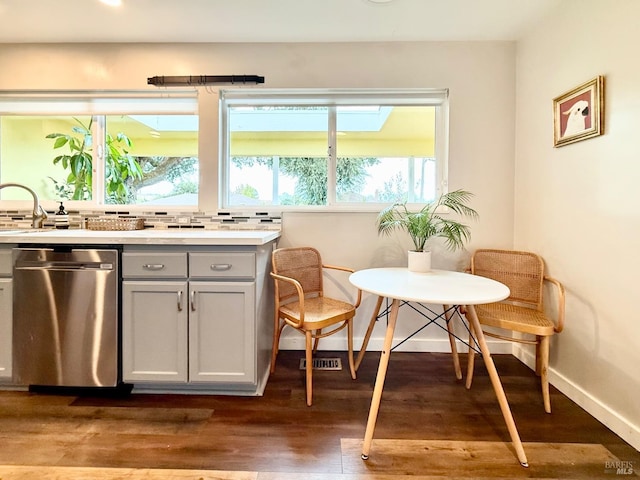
[471,249,545,310]
[272,247,324,302]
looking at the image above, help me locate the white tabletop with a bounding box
[349,268,509,305]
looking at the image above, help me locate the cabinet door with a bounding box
[0,278,12,380]
[122,281,188,383]
[189,281,255,384]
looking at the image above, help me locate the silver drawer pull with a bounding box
[177,290,183,312]
[143,264,165,270]
[210,263,232,271]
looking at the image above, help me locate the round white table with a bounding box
[350,268,529,467]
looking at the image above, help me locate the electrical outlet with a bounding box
[177,216,191,225]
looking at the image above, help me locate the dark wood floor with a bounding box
[0,351,638,479]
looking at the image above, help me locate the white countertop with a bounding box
[0,228,280,246]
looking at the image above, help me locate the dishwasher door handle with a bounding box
[14,262,114,271]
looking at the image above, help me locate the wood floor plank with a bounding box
[0,405,213,435]
[256,473,466,480]
[341,438,624,478]
[0,432,78,465]
[0,465,257,480]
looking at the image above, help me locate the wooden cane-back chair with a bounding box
[466,249,565,413]
[270,246,361,406]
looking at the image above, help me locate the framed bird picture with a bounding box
[553,76,604,147]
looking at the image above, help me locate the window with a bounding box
[220,89,448,209]
[0,92,198,207]
[1,89,448,212]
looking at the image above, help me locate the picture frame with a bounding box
[553,76,604,147]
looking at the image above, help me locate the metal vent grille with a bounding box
[299,358,342,371]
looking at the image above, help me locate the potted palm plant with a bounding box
[376,189,478,272]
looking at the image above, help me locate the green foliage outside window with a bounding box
[232,156,379,205]
[46,117,143,203]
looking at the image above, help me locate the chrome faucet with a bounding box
[0,182,49,228]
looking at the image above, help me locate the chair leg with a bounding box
[347,318,356,380]
[313,330,321,353]
[305,330,314,407]
[355,295,383,372]
[465,324,476,390]
[535,336,542,376]
[539,335,551,413]
[270,319,285,374]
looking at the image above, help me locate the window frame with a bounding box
[0,88,450,214]
[219,88,450,212]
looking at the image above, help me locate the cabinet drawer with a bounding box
[189,252,255,279]
[122,252,187,278]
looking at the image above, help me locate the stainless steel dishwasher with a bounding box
[13,247,120,388]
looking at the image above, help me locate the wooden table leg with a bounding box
[465,304,529,467]
[355,295,384,372]
[361,298,399,460]
[443,304,462,380]
[465,320,476,390]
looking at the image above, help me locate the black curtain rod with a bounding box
[147,75,265,86]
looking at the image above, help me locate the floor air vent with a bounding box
[299,358,343,371]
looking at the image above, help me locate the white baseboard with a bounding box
[513,347,640,452]
[278,336,513,354]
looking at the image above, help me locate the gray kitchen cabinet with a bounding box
[188,281,255,383]
[121,243,274,395]
[0,248,13,380]
[122,280,255,385]
[122,281,189,383]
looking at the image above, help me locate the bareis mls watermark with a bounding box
[604,460,635,475]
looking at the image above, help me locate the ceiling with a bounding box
[0,0,560,44]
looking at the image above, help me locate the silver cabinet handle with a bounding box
[177,290,183,311]
[143,264,165,270]
[210,263,232,271]
[190,290,196,311]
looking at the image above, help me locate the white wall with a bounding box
[0,41,517,352]
[515,0,640,449]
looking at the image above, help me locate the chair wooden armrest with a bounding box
[544,275,566,333]
[270,272,306,327]
[323,264,362,308]
[323,264,354,273]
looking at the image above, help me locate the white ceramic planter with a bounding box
[407,250,432,273]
